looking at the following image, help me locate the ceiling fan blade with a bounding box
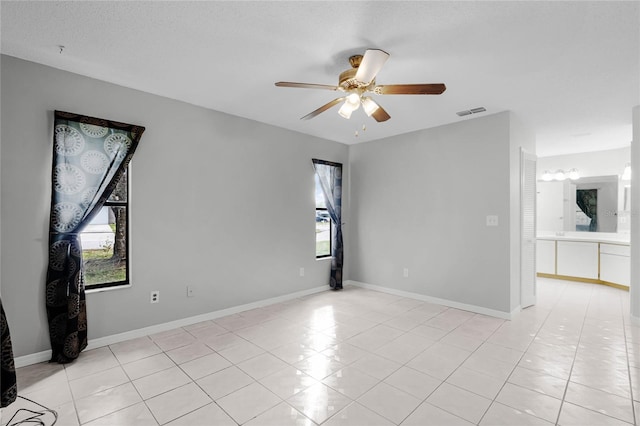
[355,49,390,85]
[301,97,345,120]
[374,83,446,95]
[371,104,391,122]
[275,82,340,91]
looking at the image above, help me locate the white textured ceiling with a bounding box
[1,1,638,157]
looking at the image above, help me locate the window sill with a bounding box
[86,283,131,294]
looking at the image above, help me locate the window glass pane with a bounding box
[108,169,128,202]
[80,206,127,286]
[316,210,331,257]
[315,174,326,209]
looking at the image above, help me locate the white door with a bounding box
[521,149,537,308]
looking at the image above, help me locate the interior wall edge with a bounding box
[629,105,640,317]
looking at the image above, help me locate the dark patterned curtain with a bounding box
[576,189,598,232]
[46,111,144,363]
[1,298,17,407]
[312,159,343,290]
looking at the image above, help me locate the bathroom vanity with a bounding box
[537,233,630,288]
[536,171,630,289]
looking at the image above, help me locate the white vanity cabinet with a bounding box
[536,240,556,274]
[600,244,631,287]
[556,241,599,279]
[536,235,629,288]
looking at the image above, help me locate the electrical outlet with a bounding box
[187,286,194,297]
[403,268,409,278]
[299,267,305,277]
[486,215,499,227]
[150,291,159,304]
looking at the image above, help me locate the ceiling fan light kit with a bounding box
[275,49,446,123]
[338,102,355,119]
[361,97,379,117]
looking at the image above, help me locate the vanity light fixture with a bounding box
[541,168,580,181]
[622,163,631,181]
[568,168,580,180]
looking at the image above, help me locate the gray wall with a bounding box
[1,55,348,357]
[348,112,532,314]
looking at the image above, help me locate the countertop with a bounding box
[537,232,630,245]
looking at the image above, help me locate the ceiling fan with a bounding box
[275,49,446,122]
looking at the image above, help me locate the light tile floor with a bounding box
[2,278,638,425]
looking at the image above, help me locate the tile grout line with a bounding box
[308,302,462,425]
[392,310,512,425]
[621,288,637,426]
[551,282,591,426]
[62,361,83,426]
[322,313,436,423]
[555,286,636,425]
[113,342,163,426]
[475,280,565,426]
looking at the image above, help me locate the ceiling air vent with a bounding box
[456,107,486,117]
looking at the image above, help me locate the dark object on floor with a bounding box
[1,297,17,408]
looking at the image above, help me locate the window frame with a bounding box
[316,206,332,259]
[83,166,131,291]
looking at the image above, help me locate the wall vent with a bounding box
[456,106,486,117]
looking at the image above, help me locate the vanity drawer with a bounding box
[600,244,630,257]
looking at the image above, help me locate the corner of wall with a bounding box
[508,112,536,312]
[630,106,640,317]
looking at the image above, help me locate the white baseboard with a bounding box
[510,305,522,317]
[344,280,513,320]
[15,284,328,368]
[14,350,52,368]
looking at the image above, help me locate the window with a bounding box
[80,168,129,289]
[315,174,332,258]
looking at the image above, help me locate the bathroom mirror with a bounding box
[573,176,618,232]
[537,175,619,233]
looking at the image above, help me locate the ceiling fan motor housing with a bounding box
[339,57,374,91]
[348,54,363,68]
